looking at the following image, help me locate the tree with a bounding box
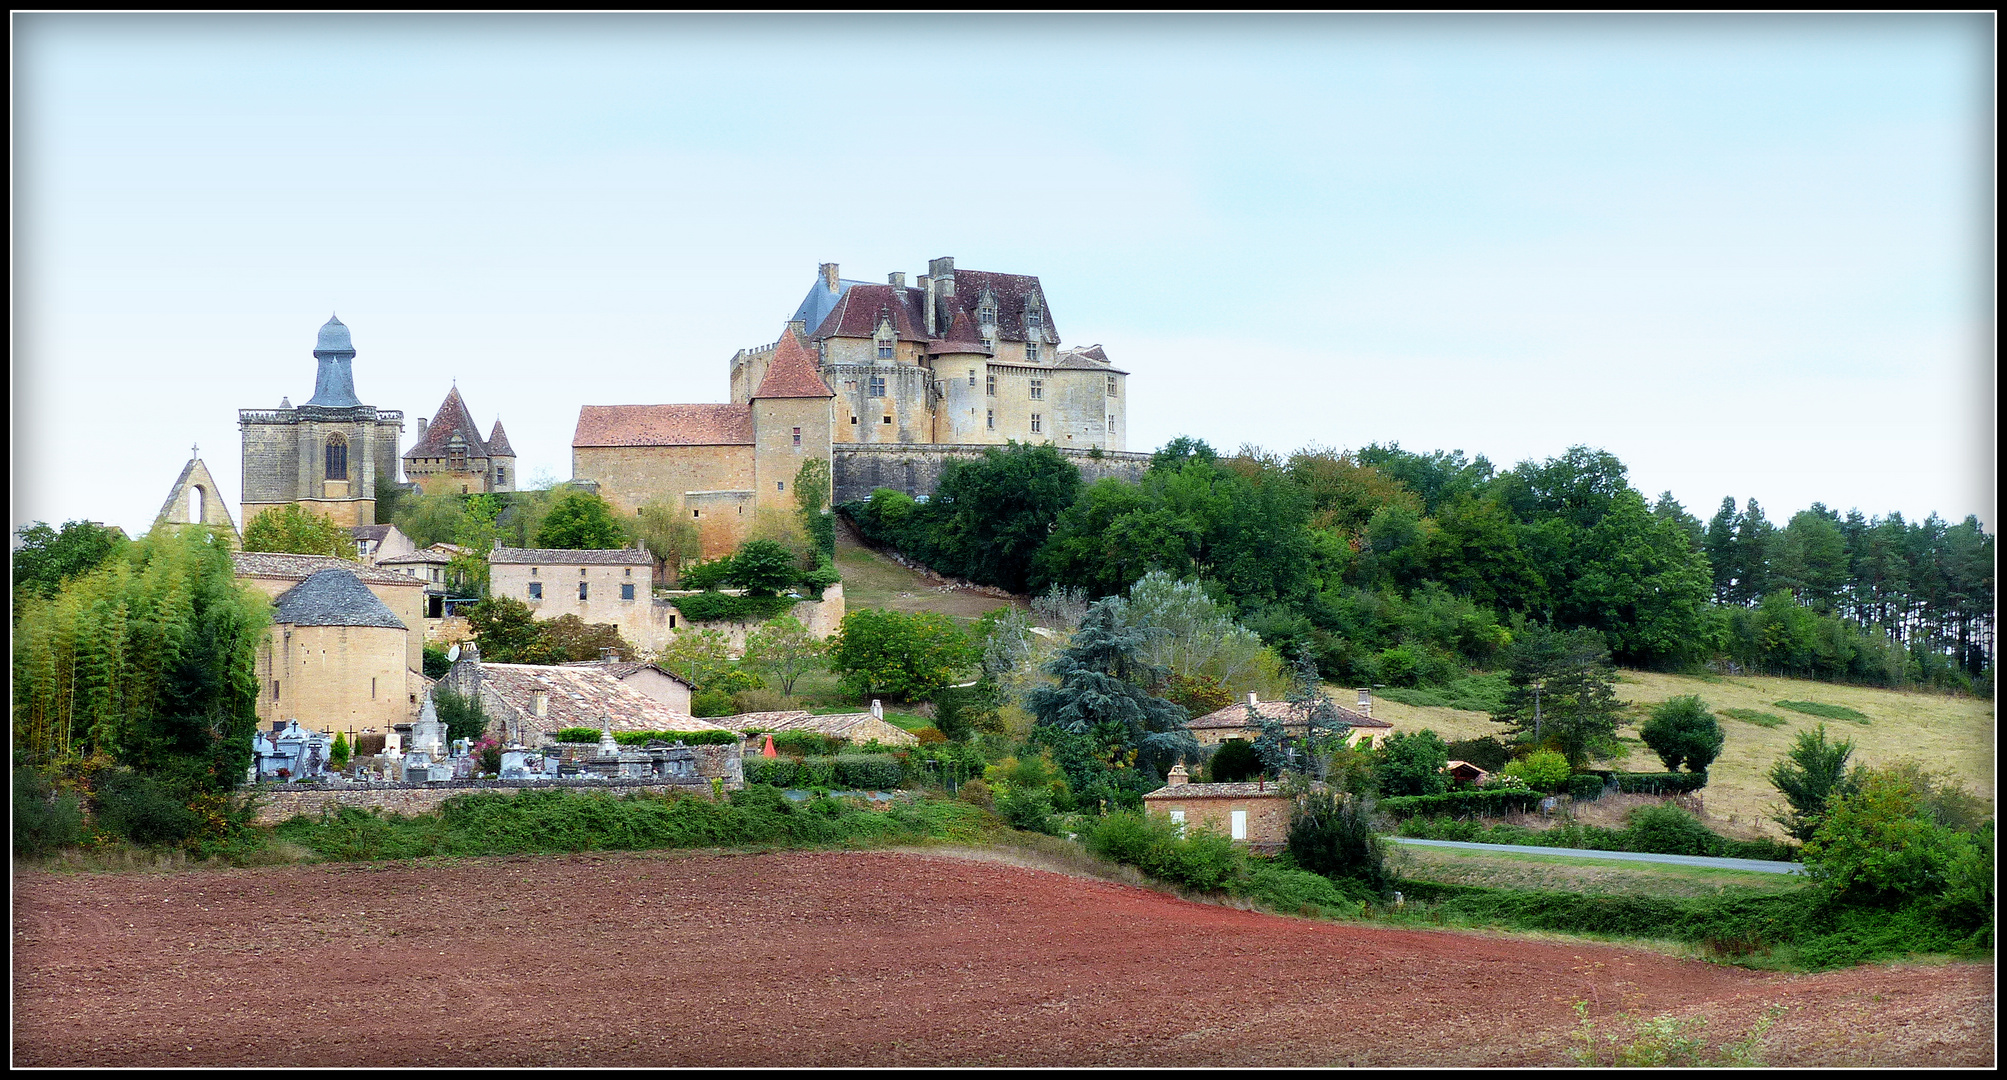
[465,596,562,664]
[1377,729,1452,797]
[1114,570,1280,689]
[658,628,763,695]
[392,487,468,549]
[1639,694,1724,773]
[1768,724,1857,841]
[329,731,352,771]
[741,616,826,696]
[432,685,492,744]
[794,458,836,563]
[1286,787,1389,891]
[537,614,635,663]
[635,502,703,583]
[533,491,628,550]
[729,538,799,597]
[1490,625,1622,769]
[241,504,360,559]
[12,520,131,604]
[1207,739,1263,782]
[924,442,1083,592]
[827,609,979,701]
[1801,761,1979,906]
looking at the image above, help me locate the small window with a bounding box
[372,677,377,700]
[1169,809,1186,836]
[882,415,892,424]
[986,409,995,429]
[1030,413,1042,433]
[624,568,632,576]
[579,582,589,601]
[529,582,543,600]
[496,466,507,485]
[1107,375,1118,396]
[869,375,886,397]
[877,339,894,359]
[531,567,538,576]
[581,568,587,576]
[849,416,858,425]
[1025,342,1039,362]
[968,369,977,386]
[621,583,635,600]
[1028,309,1042,329]
[693,509,700,517]
[668,614,677,629]
[1029,379,1043,400]
[792,426,802,447]
[778,481,785,491]
[985,374,996,396]
[1231,810,1248,841]
[1108,413,1116,427]
[978,302,996,325]
[271,680,280,701]
[448,445,467,471]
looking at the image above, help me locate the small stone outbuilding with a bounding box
[1141,765,1320,852]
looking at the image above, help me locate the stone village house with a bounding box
[1184,691,1394,751]
[231,553,431,735]
[1141,765,1320,852]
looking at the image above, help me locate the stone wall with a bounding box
[493,553,844,654]
[246,778,730,825]
[832,443,1150,504]
[1144,792,1295,848]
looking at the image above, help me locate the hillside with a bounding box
[834,519,1018,626]
[1367,671,1994,839]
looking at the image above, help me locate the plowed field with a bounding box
[12,849,1992,1067]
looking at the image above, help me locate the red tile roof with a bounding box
[406,386,493,460]
[1142,779,1325,799]
[809,283,930,342]
[1187,698,1392,731]
[573,403,755,447]
[927,309,995,356]
[752,330,835,399]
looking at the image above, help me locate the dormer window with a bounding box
[978,300,996,326]
[1026,304,1042,330]
[875,319,896,360]
[448,443,467,472]
[1025,342,1039,362]
[877,337,894,360]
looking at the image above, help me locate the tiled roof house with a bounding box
[405,385,516,495]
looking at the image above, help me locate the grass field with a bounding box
[1389,842,1807,900]
[1363,671,1995,839]
[833,524,1017,626]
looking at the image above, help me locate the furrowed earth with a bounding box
[11,849,1992,1067]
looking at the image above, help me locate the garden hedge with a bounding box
[744,754,905,791]
[1378,788,1547,820]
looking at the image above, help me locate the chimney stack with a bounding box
[888,271,906,288]
[871,699,883,719]
[920,275,934,336]
[1356,688,1372,717]
[820,262,839,290]
[533,691,548,718]
[1248,692,1258,707]
[1166,763,1190,787]
[416,417,428,441]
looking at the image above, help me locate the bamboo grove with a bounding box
[12,526,268,789]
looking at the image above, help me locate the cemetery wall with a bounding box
[247,778,728,825]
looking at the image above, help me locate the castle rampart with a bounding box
[831,443,1150,505]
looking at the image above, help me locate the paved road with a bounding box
[1391,837,1804,875]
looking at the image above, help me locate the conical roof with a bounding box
[405,386,491,458]
[486,419,515,457]
[272,568,408,629]
[751,331,835,399]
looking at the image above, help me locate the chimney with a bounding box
[1248,692,1258,706]
[599,647,617,662]
[1356,688,1372,717]
[920,275,935,336]
[533,691,548,718]
[1166,763,1190,787]
[870,699,883,719]
[888,271,906,288]
[785,318,806,340]
[928,256,956,335]
[416,417,428,441]
[820,262,839,291]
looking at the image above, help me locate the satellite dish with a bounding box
[446,644,461,662]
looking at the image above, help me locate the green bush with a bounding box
[762,730,842,757]
[674,591,797,624]
[995,786,1056,834]
[1500,751,1572,791]
[1236,864,1367,918]
[1377,729,1451,797]
[1611,770,1709,794]
[691,689,735,717]
[1566,773,1607,801]
[1083,811,1247,893]
[1207,739,1263,783]
[1622,804,1722,857]
[1378,788,1547,820]
[12,767,84,857]
[1639,695,1724,772]
[1287,788,1390,892]
[742,754,904,791]
[93,771,201,848]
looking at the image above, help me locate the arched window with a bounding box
[189,485,205,523]
[325,435,348,481]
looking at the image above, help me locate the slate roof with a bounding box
[272,568,409,629]
[789,274,871,332]
[1077,345,1108,362]
[573,403,755,447]
[486,420,515,457]
[1187,698,1392,731]
[378,547,453,565]
[808,268,1060,347]
[751,331,836,399]
[489,546,654,566]
[232,551,424,587]
[926,309,995,356]
[477,663,731,740]
[1142,780,1324,800]
[350,524,392,542]
[406,386,493,459]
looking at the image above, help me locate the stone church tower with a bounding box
[238,315,405,529]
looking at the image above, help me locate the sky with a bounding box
[12,13,1995,542]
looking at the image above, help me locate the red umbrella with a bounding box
[761,733,778,758]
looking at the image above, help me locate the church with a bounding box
[238,316,406,528]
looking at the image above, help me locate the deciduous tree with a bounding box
[1640,694,1724,773]
[242,504,359,559]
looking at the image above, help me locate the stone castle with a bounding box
[236,258,1148,558]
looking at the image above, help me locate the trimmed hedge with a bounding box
[1566,773,1606,801]
[1573,769,1710,794]
[744,754,905,791]
[1396,811,1800,862]
[672,591,797,624]
[1379,788,1547,820]
[550,728,741,747]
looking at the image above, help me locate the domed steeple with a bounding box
[305,313,363,408]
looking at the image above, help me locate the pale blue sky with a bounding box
[13,14,1994,539]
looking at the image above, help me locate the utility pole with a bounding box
[1532,683,1543,744]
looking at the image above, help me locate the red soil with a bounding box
[11,849,1992,1067]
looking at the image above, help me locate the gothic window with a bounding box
[869,375,886,397]
[189,485,204,523]
[985,374,996,396]
[325,435,348,481]
[1025,342,1039,362]
[1030,413,1042,433]
[1029,378,1044,400]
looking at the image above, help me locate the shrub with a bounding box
[1084,811,1245,893]
[1500,751,1571,791]
[914,726,949,746]
[1237,864,1366,918]
[1207,739,1263,783]
[1378,788,1548,820]
[743,754,903,791]
[552,727,609,744]
[1286,789,1389,892]
[93,771,202,848]
[674,592,797,624]
[1566,773,1606,802]
[1622,804,1722,857]
[1640,695,1724,772]
[691,690,735,717]
[432,685,492,744]
[1607,770,1709,795]
[996,786,1057,834]
[1768,724,1857,841]
[766,731,842,757]
[12,767,84,857]
[957,777,995,809]
[731,688,795,714]
[353,733,386,758]
[1377,729,1451,797]
[1803,763,1974,907]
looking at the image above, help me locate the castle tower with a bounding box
[153,444,240,547]
[403,384,514,495]
[239,315,406,530]
[749,331,835,514]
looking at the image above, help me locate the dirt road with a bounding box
[12,849,1991,1067]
